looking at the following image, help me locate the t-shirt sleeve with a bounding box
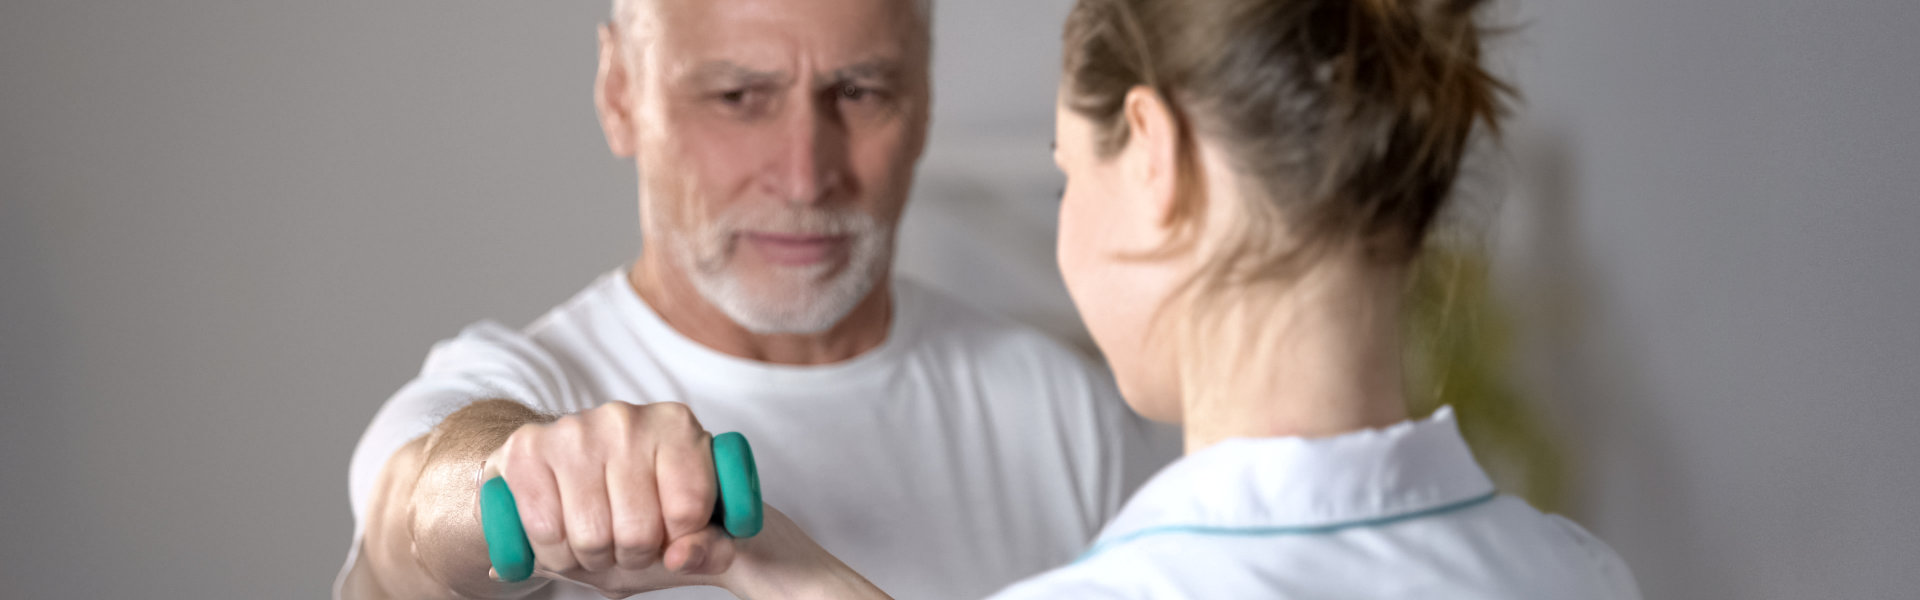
[335,321,583,598]
[1031,340,1179,537]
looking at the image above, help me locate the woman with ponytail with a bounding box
[687,0,1643,597]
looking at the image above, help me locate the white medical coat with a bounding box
[991,407,1643,599]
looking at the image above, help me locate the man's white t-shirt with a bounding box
[337,269,1176,599]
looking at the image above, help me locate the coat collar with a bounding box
[1088,406,1498,557]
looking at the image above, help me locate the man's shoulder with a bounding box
[519,269,633,342]
[895,276,1098,374]
[416,270,633,380]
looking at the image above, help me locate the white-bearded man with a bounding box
[335,0,1174,598]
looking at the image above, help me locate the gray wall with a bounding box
[1500,1,1920,597]
[2,0,1915,598]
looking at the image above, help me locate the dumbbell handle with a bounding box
[479,431,764,582]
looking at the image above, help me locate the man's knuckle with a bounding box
[573,542,614,568]
[523,516,564,545]
[605,409,640,440]
[613,543,657,570]
[652,401,695,423]
[571,521,613,550]
[502,445,542,473]
[592,401,630,424]
[557,415,589,437]
[620,518,664,549]
[610,508,651,537]
[502,433,538,462]
[664,503,708,533]
[536,552,576,574]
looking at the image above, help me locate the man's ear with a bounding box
[1121,86,1184,226]
[596,23,637,158]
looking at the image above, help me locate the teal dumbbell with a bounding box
[480,431,764,582]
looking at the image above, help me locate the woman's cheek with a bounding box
[1056,190,1099,313]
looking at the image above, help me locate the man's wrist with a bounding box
[409,400,551,598]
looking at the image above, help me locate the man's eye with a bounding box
[719,89,749,104]
[839,83,871,101]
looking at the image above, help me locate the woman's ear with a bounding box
[596,23,637,158]
[1122,86,1185,226]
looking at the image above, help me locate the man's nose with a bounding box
[767,102,847,206]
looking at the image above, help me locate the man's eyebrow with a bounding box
[825,59,904,83]
[683,60,788,87]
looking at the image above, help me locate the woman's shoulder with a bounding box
[984,496,1645,600]
[1440,496,1646,599]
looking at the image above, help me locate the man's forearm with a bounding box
[358,399,552,599]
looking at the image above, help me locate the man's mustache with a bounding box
[709,206,882,238]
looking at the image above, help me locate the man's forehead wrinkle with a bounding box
[670,55,909,89]
[619,0,933,24]
[829,59,904,83]
[681,60,791,86]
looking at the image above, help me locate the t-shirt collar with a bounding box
[599,268,915,392]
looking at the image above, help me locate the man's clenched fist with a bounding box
[479,401,737,596]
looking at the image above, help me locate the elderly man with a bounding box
[335,0,1171,598]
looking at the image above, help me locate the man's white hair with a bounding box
[612,0,932,29]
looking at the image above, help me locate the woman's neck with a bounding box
[1178,256,1410,454]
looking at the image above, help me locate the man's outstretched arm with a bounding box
[346,398,739,599]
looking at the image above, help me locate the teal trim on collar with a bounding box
[1076,490,1502,563]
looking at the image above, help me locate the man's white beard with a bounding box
[670,204,892,335]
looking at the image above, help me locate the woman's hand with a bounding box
[714,506,896,600]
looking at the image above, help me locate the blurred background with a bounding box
[3,0,1917,597]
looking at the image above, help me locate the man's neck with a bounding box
[627,256,893,366]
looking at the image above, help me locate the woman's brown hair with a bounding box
[1062,0,1512,409]
[1063,0,1509,267]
